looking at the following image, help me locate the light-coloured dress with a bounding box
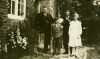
[68,20,82,47]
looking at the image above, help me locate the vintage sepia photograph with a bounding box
[0,0,100,59]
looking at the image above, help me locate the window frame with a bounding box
[8,0,26,20]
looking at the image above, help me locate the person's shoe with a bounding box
[44,52,47,54]
[70,54,74,57]
[63,52,68,54]
[47,48,50,51]
[75,55,78,58]
[52,52,56,55]
[56,52,61,55]
[43,51,48,54]
[47,51,51,54]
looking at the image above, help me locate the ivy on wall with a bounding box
[0,16,3,26]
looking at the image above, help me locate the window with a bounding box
[8,0,26,20]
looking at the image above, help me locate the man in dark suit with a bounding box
[35,6,53,53]
[63,10,72,54]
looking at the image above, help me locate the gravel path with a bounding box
[18,45,100,59]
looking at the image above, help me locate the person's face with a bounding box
[43,8,48,13]
[57,13,61,18]
[74,16,78,20]
[55,21,59,24]
[74,14,78,20]
[65,11,70,16]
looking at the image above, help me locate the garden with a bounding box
[0,0,100,59]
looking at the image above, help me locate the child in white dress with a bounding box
[68,12,82,57]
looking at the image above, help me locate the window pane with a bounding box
[18,0,24,16]
[18,4,24,16]
[18,0,24,3]
[18,3,20,16]
[8,0,11,14]
[12,1,15,15]
[21,5,24,16]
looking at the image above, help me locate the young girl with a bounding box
[68,12,82,57]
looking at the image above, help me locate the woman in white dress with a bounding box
[68,12,82,57]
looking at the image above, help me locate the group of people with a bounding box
[35,6,82,57]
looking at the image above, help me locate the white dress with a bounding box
[68,20,82,47]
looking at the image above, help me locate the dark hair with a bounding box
[65,10,70,12]
[56,12,62,17]
[57,12,61,15]
[54,17,59,22]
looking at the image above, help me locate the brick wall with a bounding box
[0,0,36,44]
[0,0,8,43]
[26,0,36,19]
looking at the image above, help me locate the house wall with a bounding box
[0,0,36,44]
[0,0,8,42]
[0,0,57,49]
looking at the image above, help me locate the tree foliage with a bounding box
[58,0,100,45]
[58,0,94,17]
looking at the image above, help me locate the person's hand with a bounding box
[77,35,80,39]
[61,26,63,28]
[77,37,79,39]
[51,37,53,40]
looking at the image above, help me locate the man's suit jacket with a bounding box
[35,12,53,33]
[63,16,70,35]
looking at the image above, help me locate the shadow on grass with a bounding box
[0,47,45,59]
[0,48,33,59]
[86,45,100,59]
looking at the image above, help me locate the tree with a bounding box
[58,0,100,45]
